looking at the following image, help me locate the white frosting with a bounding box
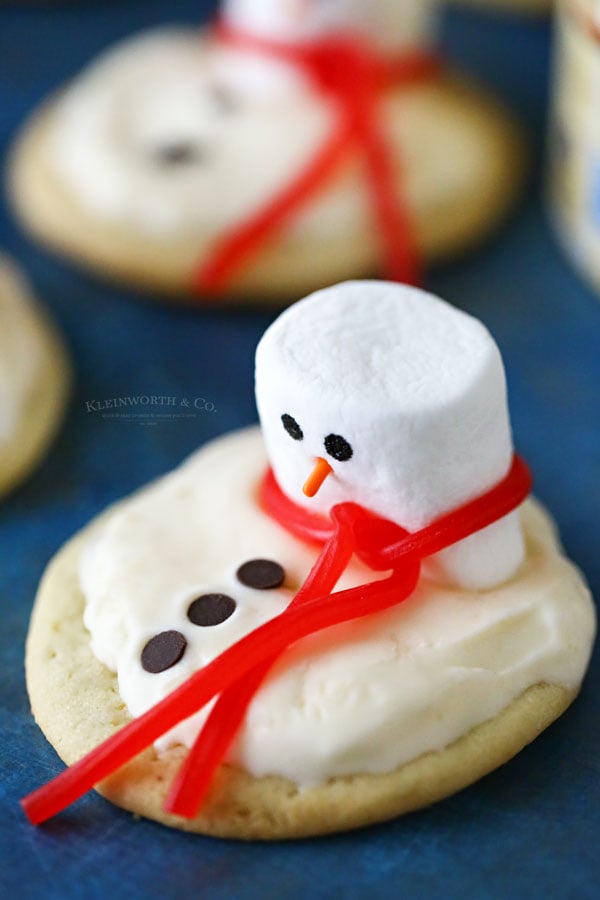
[256,282,524,590]
[48,30,337,231]
[0,258,45,449]
[44,28,486,239]
[80,428,595,789]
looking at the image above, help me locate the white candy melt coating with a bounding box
[223,0,439,54]
[256,281,524,589]
[80,429,595,788]
[47,30,338,230]
[44,28,489,237]
[0,259,44,448]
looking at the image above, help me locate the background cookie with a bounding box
[9,26,525,303]
[0,257,70,498]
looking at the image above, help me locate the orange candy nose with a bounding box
[302,457,333,498]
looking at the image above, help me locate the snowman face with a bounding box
[280,413,354,497]
[255,281,514,530]
[256,373,378,521]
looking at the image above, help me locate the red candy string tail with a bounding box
[22,536,418,826]
[192,21,440,294]
[164,504,359,817]
[194,112,355,295]
[166,456,532,818]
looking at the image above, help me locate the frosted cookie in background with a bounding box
[10,0,525,303]
[24,282,595,839]
[0,256,70,498]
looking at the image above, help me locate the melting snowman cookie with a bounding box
[24,282,594,839]
[10,0,524,301]
[0,256,70,498]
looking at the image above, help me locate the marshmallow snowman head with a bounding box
[223,0,439,54]
[255,281,515,532]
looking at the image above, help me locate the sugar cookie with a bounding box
[0,256,70,498]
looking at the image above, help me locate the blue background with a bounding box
[0,2,598,898]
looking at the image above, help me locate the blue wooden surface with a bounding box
[0,3,598,898]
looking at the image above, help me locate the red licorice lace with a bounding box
[22,454,531,825]
[192,21,441,294]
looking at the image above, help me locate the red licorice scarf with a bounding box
[193,20,441,294]
[22,455,531,825]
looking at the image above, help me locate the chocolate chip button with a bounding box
[187,594,237,627]
[141,630,187,674]
[153,143,206,165]
[236,559,285,590]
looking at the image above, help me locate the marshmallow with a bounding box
[220,0,440,99]
[255,281,525,589]
[223,0,439,54]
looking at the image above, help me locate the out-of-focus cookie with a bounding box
[0,256,70,498]
[9,2,526,303]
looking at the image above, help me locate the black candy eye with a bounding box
[324,434,353,462]
[187,594,237,627]
[141,630,187,673]
[281,414,303,441]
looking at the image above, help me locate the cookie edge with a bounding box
[25,498,590,840]
[0,265,71,498]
